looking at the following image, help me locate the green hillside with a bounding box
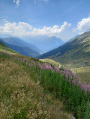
[38,31,90,68]
[40,58,61,67]
[71,67,90,84]
[0,42,90,119]
[0,41,18,54]
[0,42,75,119]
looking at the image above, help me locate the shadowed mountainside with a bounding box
[0,37,40,57]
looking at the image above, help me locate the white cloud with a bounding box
[77,17,90,31]
[0,21,71,38]
[13,0,20,8]
[0,21,32,36]
[78,32,84,35]
[32,22,71,36]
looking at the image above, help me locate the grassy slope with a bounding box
[71,67,90,84]
[40,58,61,67]
[0,42,18,54]
[38,31,90,68]
[41,58,90,84]
[0,43,73,118]
[38,32,90,83]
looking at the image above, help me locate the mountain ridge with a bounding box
[0,37,40,57]
[38,31,90,67]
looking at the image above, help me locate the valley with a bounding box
[0,37,90,119]
[38,31,90,68]
[0,43,74,119]
[1,1,90,119]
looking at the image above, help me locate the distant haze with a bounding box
[24,36,64,53]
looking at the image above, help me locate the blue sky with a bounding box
[0,0,90,41]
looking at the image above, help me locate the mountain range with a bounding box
[0,37,40,57]
[0,32,90,68]
[24,36,64,53]
[38,31,90,68]
[0,36,64,57]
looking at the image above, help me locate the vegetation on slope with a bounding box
[40,58,90,84]
[0,42,90,119]
[0,43,74,119]
[0,51,90,119]
[40,58,61,67]
[71,67,90,84]
[0,41,17,54]
[0,53,74,119]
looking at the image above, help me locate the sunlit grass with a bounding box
[72,67,90,84]
[40,58,61,67]
[0,55,72,119]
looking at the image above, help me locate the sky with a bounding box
[0,0,90,41]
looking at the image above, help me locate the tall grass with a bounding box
[0,52,90,119]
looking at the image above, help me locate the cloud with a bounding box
[13,0,20,8]
[0,21,71,38]
[0,21,32,36]
[32,22,71,36]
[77,17,90,31]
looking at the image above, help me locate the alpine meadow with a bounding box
[0,0,90,119]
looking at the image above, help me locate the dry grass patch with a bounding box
[0,58,73,119]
